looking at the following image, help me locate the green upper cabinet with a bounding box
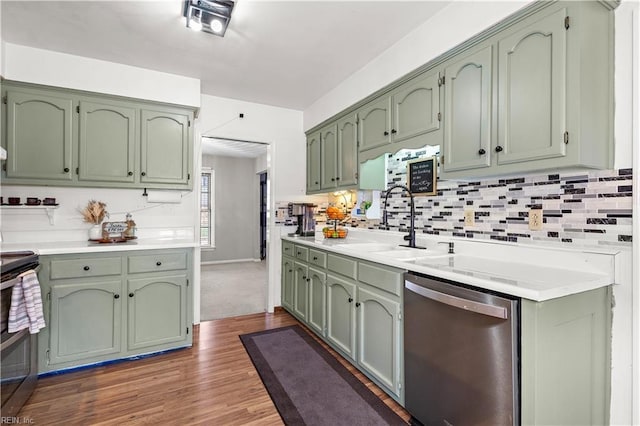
[390,69,441,146]
[336,114,358,188]
[306,131,321,193]
[496,7,568,166]
[358,68,442,163]
[357,96,391,154]
[78,100,136,183]
[442,44,493,173]
[140,108,191,186]
[441,1,614,179]
[1,81,195,190]
[320,124,338,189]
[306,113,358,194]
[4,88,74,181]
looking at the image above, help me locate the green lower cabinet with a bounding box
[356,286,401,395]
[326,273,357,360]
[49,279,122,365]
[127,274,188,351]
[307,267,326,336]
[38,249,192,373]
[521,287,611,426]
[281,256,295,310]
[293,261,309,321]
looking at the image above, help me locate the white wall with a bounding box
[197,94,308,315]
[2,43,201,107]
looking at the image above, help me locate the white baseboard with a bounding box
[201,258,262,266]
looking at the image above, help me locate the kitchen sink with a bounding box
[330,243,397,252]
[372,249,453,262]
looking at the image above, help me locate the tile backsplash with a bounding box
[353,147,633,247]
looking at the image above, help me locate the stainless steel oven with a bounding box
[1,251,39,417]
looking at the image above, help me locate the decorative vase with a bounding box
[89,224,102,240]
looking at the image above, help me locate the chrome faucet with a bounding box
[381,184,425,249]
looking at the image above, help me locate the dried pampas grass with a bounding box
[80,200,108,224]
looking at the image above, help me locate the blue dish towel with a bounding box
[8,270,46,334]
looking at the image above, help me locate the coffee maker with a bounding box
[288,203,316,237]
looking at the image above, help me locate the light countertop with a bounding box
[282,229,621,302]
[1,238,197,255]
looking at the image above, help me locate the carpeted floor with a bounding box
[240,325,407,426]
[200,260,267,321]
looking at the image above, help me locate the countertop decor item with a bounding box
[80,200,108,240]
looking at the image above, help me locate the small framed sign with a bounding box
[101,221,128,240]
[407,156,437,195]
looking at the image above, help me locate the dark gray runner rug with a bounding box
[240,325,406,426]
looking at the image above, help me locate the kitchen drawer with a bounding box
[50,257,122,280]
[128,251,187,274]
[294,245,309,262]
[282,241,295,256]
[327,254,357,280]
[309,249,326,268]
[358,261,403,297]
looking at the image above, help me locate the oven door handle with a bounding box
[1,265,41,291]
[1,329,29,352]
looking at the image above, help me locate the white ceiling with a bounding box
[202,137,268,157]
[0,0,451,110]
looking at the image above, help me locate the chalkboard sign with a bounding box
[407,156,437,195]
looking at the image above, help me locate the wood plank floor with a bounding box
[19,310,411,425]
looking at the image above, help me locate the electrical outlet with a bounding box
[529,209,543,230]
[464,209,475,227]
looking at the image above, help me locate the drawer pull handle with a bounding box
[83,266,90,271]
[156,261,162,266]
[313,256,318,261]
[129,293,134,298]
[114,294,120,299]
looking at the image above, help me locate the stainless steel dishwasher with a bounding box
[404,272,519,426]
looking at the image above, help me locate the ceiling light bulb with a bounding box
[210,19,224,33]
[189,17,203,31]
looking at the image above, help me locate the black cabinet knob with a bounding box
[335,177,340,181]
[495,146,504,153]
[348,297,353,303]
[478,149,486,155]
[288,269,293,273]
[315,181,319,185]
[391,129,397,134]
[355,302,361,307]
[331,178,335,181]
[313,256,318,261]
[83,266,90,271]
[64,167,70,173]
[141,172,146,176]
[156,261,162,266]
[306,278,310,282]
[129,293,134,298]
[302,275,306,280]
[383,131,389,136]
[114,294,120,299]
[128,171,133,176]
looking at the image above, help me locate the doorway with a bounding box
[199,136,270,321]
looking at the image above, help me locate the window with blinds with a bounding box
[200,170,213,246]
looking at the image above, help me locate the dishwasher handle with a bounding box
[405,280,508,319]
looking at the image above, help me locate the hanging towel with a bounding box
[8,270,46,334]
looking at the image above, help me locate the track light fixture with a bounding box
[183,0,234,37]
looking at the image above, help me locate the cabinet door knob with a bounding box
[83,266,90,271]
[114,294,120,299]
[129,293,134,298]
[315,181,319,185]
[383,131,389,136]
[495,146,504,153]
[355,302,361,307]
[141,172,147,176]
[156,261,162,266]
[391,129,397,134]
[335,177,340,181]
[478,149,486,155]
[306,278,310,282]
[288,269,292,273]
[128,171,133,176]
[64,167,70,173]
[302,275,306,280]
[331,178,335,181]
[348,297,353,303]
[313,256,318,261]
